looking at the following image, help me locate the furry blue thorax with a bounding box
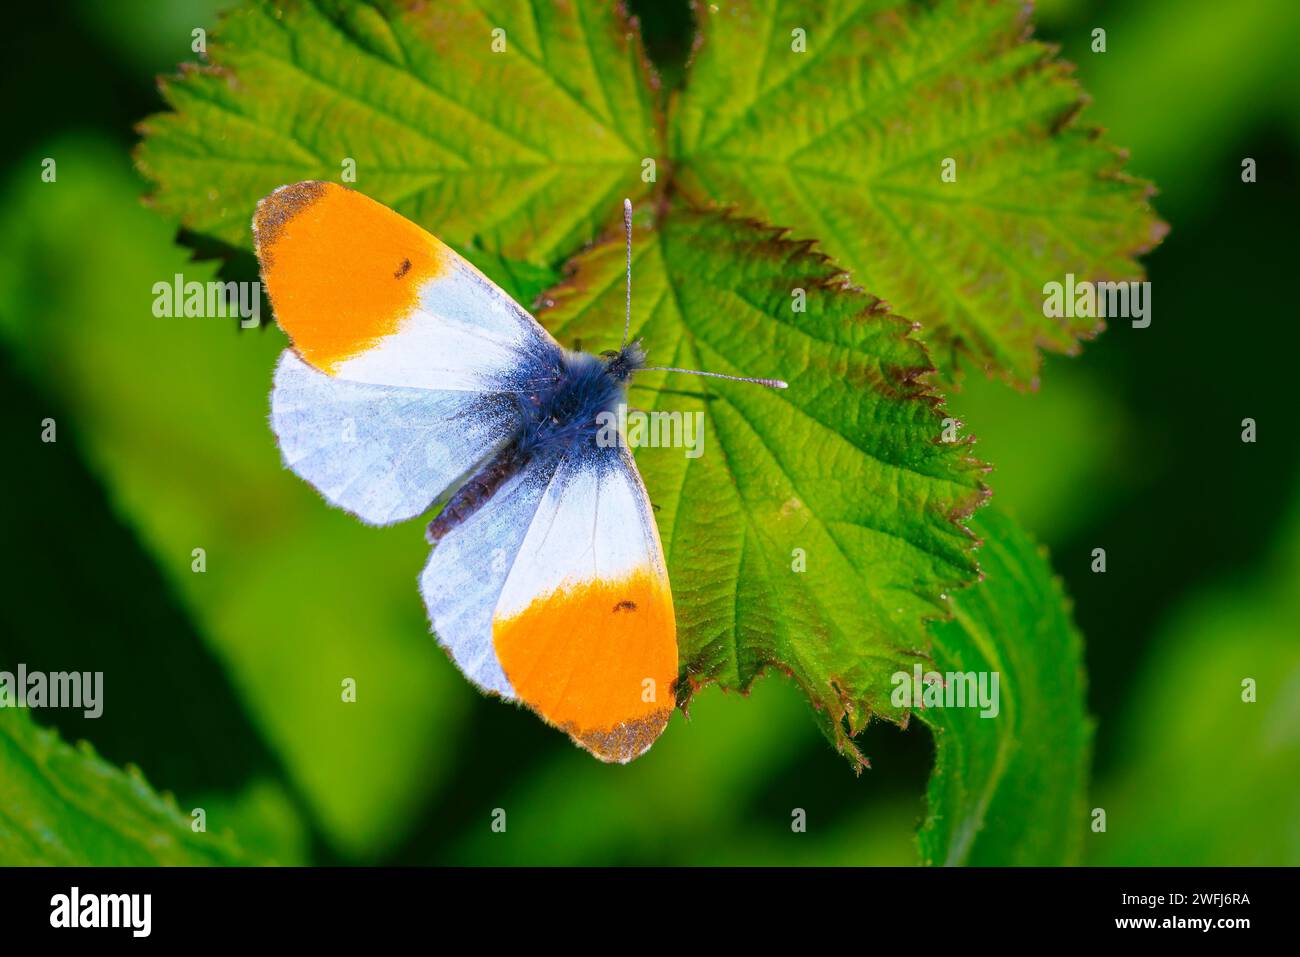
[425,341,646,544]
[513,340,646,459]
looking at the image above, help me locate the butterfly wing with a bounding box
[269,352,516,525]
[256,181,562,524]
[421,444,678,763]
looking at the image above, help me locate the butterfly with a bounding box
[253,182,785,762]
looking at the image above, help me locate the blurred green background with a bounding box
[1,0,1297,865]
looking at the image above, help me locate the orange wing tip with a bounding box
[252,181,331,267]
[493,572,678,762]
[251,181,449,374]
[571,707,673,763]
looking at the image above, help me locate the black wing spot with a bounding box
[395,258,412,278]
[613,600,638,613]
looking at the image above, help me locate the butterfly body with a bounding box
[426,341,646,544]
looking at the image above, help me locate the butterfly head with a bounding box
[601,339,647,383]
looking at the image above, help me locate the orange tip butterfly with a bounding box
[253,183,785,762]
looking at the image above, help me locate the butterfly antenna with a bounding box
[622,199,786,390]
[622,198,633,349]
[641,366,789,389]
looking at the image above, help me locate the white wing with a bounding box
[270,351,517,525]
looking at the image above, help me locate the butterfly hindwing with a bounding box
[420,449,564,697]
[270,351,515,525]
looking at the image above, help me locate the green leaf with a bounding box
[671,0,1165,386]
[539,201,987,762]
[130,0,1111,804]
[136,0,662,265]
[918,507,1090,865]
[0,711,248,865]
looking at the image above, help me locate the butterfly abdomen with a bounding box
[425,444,529,544]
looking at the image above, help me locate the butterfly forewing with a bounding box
[257,181,562,524]
[422,444,677,762]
